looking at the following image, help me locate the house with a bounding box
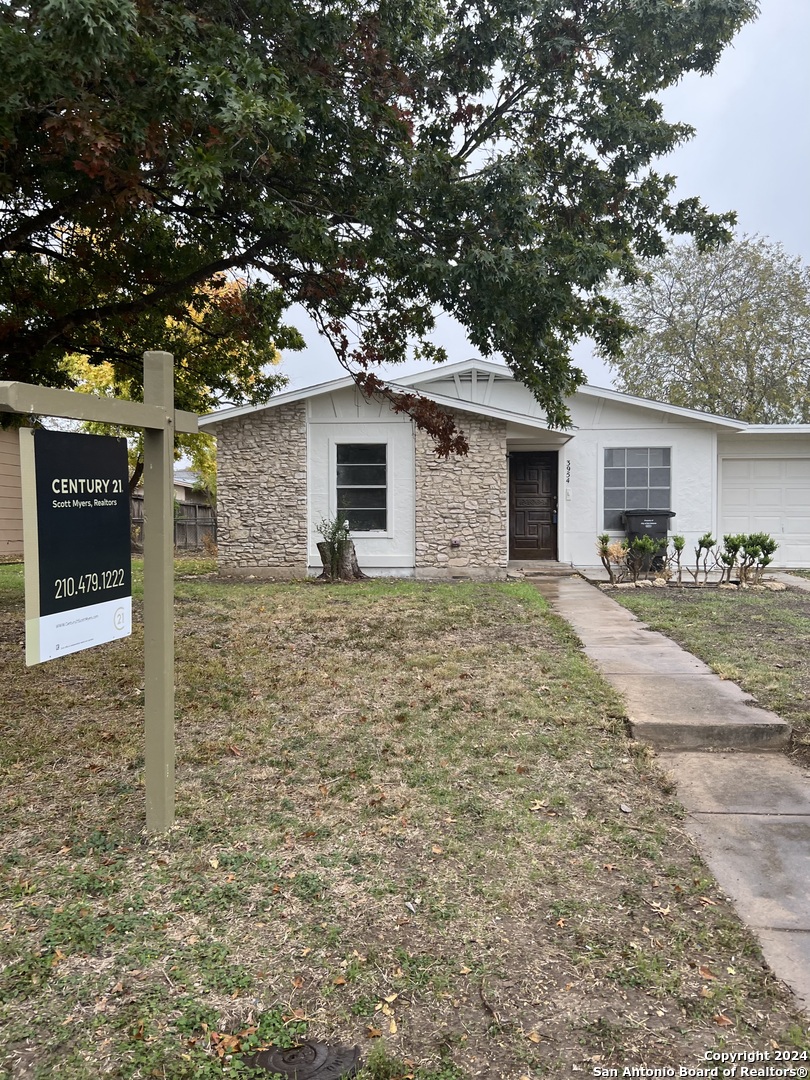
[130,467,216,552]
[199,359,810,577]
[169,468,216,552]
[0,426,23,560]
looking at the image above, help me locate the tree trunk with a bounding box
[129,457,144,495]
[316,540,368,581]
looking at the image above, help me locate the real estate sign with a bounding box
[20,428,132,665]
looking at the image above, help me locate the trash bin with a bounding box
[622,509,676,569]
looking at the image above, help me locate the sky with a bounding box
[278,1,810,393]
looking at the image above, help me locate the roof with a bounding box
[199,373,362,427]
[198,357,795,434]
[173,467,202,488]
[730,424,810,435]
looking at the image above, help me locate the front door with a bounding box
[509,452,558,560]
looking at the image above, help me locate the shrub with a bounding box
[596,531,778,587]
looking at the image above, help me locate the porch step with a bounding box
[509,561,578,578]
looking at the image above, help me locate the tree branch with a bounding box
[1,239,274,360]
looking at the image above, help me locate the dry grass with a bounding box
[1,563,807,1079]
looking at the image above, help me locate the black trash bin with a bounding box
[622,509,676,569]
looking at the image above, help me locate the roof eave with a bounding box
[386,380,564,434]
[734,424,810,434]
[574,384,747,429]
[198,374,357,428]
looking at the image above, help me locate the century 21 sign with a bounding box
[20,429,132,665]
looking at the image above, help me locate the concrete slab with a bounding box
[757,930,810,1010]
[633,720,790,751]
[659,752,810,814]
[687,814,810,930]
[585,647,713,675]
[534,578,793,749]
[612,671,762,711]
[571,626,667,648]
[605,674,790,749]
[547,606,646,629]
[540,600,648,626]
[774,572,810,593]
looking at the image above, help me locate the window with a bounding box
[336,444,387,531]
[604,447,671,530]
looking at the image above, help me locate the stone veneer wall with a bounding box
[414,412,508,579]
[215,401,308,576]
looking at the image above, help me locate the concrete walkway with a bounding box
[533,575,810,1013]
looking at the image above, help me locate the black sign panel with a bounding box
[33,430,131,616]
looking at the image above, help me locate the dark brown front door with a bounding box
[509,452,558,560]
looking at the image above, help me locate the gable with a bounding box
[200,357,801,438]
[568,395,721,432]
[393,360,746,432]
[308,384,412,423]
[399,365,547,422]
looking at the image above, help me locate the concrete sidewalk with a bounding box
[533,575,810,1013]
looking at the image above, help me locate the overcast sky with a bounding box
[279,2,810,392]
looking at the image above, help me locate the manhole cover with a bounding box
[241,1040,361,1079]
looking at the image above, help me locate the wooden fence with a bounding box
[131,494,216,552]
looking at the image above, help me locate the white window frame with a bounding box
[603,446,672,532]
[333,440,390,536]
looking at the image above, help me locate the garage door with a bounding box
[720,458,810,567]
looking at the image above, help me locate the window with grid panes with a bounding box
[603,447,671,530]
[336,444,387,531]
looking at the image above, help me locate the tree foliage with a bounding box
[609,237,810,423]
[61,353,220,493]
[1,0,757,437]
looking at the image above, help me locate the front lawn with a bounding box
[0,564,807,1078]
[605,582,810,756]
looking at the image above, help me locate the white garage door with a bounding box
[720,458,810,567]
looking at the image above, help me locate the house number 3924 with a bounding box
[566,460,571,484]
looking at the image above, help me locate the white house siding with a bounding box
[562,398,720,567]
[0,427,23,559]
[216,401,308,577]
[307,388,415,575]
[717,435,810,568]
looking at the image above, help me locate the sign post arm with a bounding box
[143,351,175,832]
[0,381,197,434]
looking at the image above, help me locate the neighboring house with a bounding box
[131,467,216,552]
[0,426,23,559]
[1,423,218,558]
[199,359,810,577]
[172,468,212,504]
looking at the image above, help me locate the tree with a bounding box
[56,275,270,488]
[608,237,810,423]
[49,271,283,490]
[61,353,221,494]
[1,0,757,441]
